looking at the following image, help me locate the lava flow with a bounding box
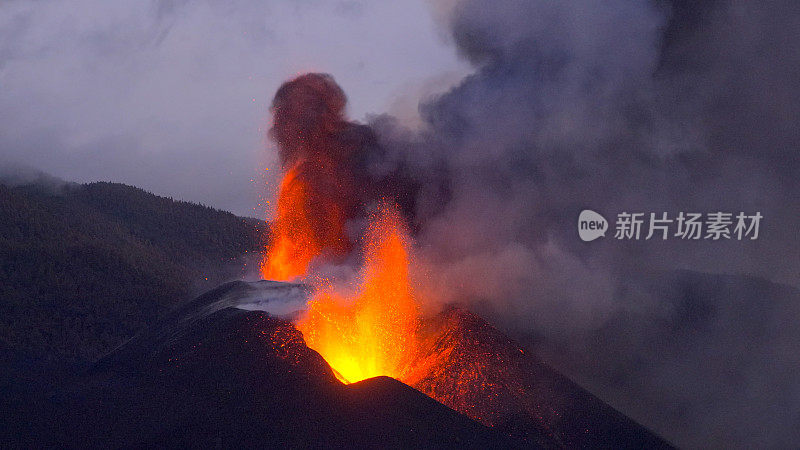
[252,73,670,448]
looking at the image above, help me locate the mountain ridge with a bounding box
[0,180,263,360]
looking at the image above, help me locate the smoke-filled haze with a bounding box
[379,1,800,447]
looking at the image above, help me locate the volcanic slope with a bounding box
[408,306,671,448]
[6,282,518,448]
[5,281,671,448]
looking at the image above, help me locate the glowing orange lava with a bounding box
[296,206,419,383]
[260,163,348,281]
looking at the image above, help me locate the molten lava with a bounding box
[257,73,458,393]
[259,74,426,385]
[260,163,348,281]
[296,206,419,383]
[258,73,421,381]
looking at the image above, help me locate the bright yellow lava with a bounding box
[296,206,419,383]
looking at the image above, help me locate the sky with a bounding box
[0,0,470,217]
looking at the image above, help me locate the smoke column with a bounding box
[357,0,800,447]
[261,73,419,280]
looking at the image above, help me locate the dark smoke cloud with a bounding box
[268,73,422,260]
[356,0,800,447]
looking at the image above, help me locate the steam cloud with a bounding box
[286,0,800,447]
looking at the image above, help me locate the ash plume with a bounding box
[354,0,800,447]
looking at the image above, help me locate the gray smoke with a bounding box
[367,0,800,447]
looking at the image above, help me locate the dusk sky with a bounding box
[0,0,470,217]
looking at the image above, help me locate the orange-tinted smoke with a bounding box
[261,73,367,280]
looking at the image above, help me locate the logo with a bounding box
[578,209,608,241]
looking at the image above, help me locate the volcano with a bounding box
[7,280,670,447]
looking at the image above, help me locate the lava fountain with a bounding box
[260,163,348,281]
[296,206,419,383]
[259,73,422,383]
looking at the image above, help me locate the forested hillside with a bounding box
[0,181,263,360]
